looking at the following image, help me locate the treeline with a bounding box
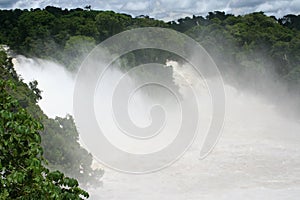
[0,7,299,87]
[169,11,300,91]
[0,6,167,70]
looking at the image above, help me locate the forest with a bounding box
[1,6,300,199]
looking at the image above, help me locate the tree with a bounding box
[0,80,89,199]
[63,35,96,70]
[0,50,103,188]
[41,115,104,186]
[279,14,300,30]
[95,11,124,40]
[84,5,91,10]
[29,80,42,103]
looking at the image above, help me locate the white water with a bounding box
[13,55,75,118]
[14,56,300,200]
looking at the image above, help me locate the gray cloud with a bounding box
[0,0,19,8]
[0,0,299,21]
[229,0,267,9]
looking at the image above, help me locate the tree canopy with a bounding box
[0,49,103,197]
[0,51,89,199]
[0,8,299,87]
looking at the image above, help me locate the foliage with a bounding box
[0,8,300,192]
[28,80,42,103]
[0,7,167,70]
[0,7,299,85]
[0,79,89,199]
[0,50,103,190]
[173,12,300,92]
[41,115,104,186]
[63,35,96,70]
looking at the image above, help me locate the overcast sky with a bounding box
[0,0,299,21]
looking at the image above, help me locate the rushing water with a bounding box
[14,56,300,200]
[13,55,75,118]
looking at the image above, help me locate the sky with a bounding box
[0,0,299,21]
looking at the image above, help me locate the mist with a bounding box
[13,55,75,118]
[13,52,300,200]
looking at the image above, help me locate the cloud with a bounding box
[0,0,19,8]
[122,1,150,11]
[252,0,300,17]
[229,0,266,9]
[0,0,299,21]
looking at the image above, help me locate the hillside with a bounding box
[1,7,300,199]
